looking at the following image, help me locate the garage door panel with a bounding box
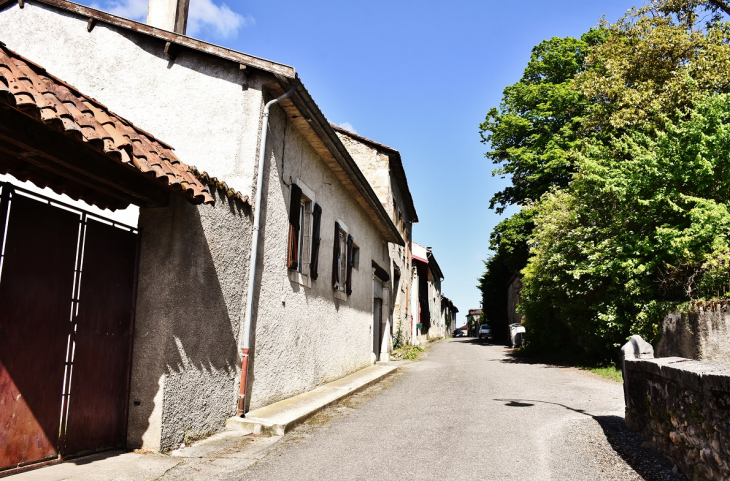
[64,219,137,455]
[0,194,80,470]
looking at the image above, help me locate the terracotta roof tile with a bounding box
[0,44,214,206]
[189,166,251,206]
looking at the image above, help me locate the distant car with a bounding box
[510,323,526,347]
[478,324,492,341]
[453,329,464,337]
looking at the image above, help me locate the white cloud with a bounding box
[338,122,357,134]
[90,0,253,38]
[188,0,253,38]
[91,0,147,21]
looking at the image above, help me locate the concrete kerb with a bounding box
[226,363,398,436]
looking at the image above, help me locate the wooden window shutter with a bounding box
[332,222,340,289]
[346,234,354,295]
[310,203,322,280]
[287,184,302,269]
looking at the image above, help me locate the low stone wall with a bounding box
[624,357,730,480]
[656,304,730,366]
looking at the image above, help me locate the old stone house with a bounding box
[0,0,403,472]
[411,242,446,341]
[441,296,459,334]
[466,308,483,337]
[332,126,419,353]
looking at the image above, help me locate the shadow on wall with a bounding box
[494,398,687,481]
[128,190,251,451]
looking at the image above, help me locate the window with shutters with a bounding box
[288,180,319,288]
[332,219,353,299]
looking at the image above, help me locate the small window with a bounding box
[297,197,312,274]
[287,181,318,284]
[332,220,354,296]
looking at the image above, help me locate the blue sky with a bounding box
[81,0,640,323]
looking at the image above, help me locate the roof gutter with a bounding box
[237,84,297,417]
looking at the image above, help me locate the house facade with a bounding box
[441,296,459,334]
[466,308,483,337]
[411,242,446,341]
[332,126,419,352]
[0,0,403,470]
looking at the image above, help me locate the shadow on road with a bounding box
[452,337,502,346]
[493,398,686,481]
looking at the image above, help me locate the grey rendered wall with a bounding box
[128,189,251,452]
[0,1,394,444]
[0,1,263,198]
[247,104,389,410]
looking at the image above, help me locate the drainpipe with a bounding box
[237,84,297,417]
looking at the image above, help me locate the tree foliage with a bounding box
[480,31,604,213]
[479,0,730,361]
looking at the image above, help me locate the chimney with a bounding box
[147,0,190,34]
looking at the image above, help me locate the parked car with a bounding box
[452,329,464,337]
[478,324,492,341]
[509,323,526,347]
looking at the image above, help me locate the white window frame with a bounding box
[289,179,315,288]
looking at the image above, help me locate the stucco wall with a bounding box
[335,132,415,346]
[129,189,251,452]
[1,1,395,447]
[0,1,263,198]
[247,104,389,409]
[656,305,730,366]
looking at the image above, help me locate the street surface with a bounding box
[10,338,685,481]
[232,338,683,481]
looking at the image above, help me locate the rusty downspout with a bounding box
[237,84,297,416]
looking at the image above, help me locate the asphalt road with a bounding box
[235,338,682,481]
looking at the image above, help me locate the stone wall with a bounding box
[656,304,730,366]
[624,357,730,480]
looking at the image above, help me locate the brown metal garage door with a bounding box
[0,183,138,472]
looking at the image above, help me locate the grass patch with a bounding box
[392,345,425,360]
[581,365,623,382]
[508,347,623,382]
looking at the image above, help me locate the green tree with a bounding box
[480,30,604,214]
[522,93,730,361]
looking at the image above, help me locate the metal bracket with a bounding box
[240,64,249,91]
[164,41,180,61]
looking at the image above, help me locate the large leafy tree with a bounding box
[480,0,730,360]
[480,30,604,213]
[522,93,730,359]
[477,32,601,341]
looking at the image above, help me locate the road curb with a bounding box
[226,363,399,436]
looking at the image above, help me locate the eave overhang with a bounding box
[330,124,418,223]
[0,0,295,78]
[271,77,404,246]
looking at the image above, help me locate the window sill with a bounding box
[334,290,348,301]
[289,270,311,288]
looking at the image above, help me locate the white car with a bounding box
[478,324,492,341]
[510,323,526,347]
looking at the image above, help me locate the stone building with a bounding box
[412,242,446,341]
[332,126,419,352]
[507,272,523,326]
[441,296,459,334]
[466,308,483,337]
[0,0,403,469]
